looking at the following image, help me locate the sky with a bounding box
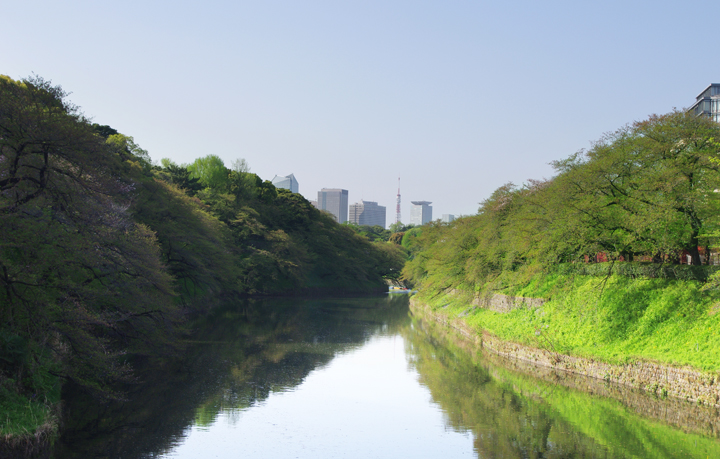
[3,0,719,223]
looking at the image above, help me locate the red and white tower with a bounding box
[395,177,401,224]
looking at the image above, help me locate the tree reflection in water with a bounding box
[53,295,411,458]
[403,314,720,459]
[53,295,720,459]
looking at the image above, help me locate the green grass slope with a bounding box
[414,270,720,371]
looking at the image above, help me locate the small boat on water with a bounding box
[388,286,414,294]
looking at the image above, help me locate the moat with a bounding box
[52,295,720,458]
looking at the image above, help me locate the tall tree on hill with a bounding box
[187,154,229,190]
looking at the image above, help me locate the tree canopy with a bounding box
[0,76,181,398]
[187,154,229,189]
[403,111,720,293]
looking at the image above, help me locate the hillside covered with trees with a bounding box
[404,111,720,373]
[0,75,405,446]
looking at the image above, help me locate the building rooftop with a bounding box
[353,200,379,205]
[695,83,720,101]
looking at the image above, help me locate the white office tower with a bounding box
[410,201,432,226]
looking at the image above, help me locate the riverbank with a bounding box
[409,270,720,407]
[0,394,57,459]
[0,425,56,459]
[405,311,720,457]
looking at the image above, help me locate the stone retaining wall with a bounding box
[472,293,546,313]
[411,297,720,408]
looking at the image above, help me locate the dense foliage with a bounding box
[0,76,180,401]
[0,76,404,437]
[404,111,720,294]
[146,158,406,295]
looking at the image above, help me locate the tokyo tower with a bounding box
[395,177,401,224]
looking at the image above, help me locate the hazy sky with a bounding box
[3,1,718,222]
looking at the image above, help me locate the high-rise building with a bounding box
[441,214,455,223]
[349,201,387,228]
[410,201,432,226]
[690,84,720,122]
[271,173,299,193]
[317,188,349,223]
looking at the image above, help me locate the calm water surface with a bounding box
[53,295,720,458]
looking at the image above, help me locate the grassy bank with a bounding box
[0,385,58,458]
[413,268,720,372]
[0,388,56,436]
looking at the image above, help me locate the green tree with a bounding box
[389,232,404,245]
[187,154,229,190]
[390,221,415,233]
[106,133,152,171]
[228,170,259,201]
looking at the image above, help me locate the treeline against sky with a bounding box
[0,75,405,414]
[403,110,720,293]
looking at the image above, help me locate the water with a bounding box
[53,295,720,458]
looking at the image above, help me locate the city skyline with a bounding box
[306,175,448,226]
[310,180,443,227]
[4,2,718,218]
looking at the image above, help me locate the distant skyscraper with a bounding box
[349,201,387,228]
[410,201,432,226]
[317,188,349,223]
[442,214,455,223]
[271,173,299,193]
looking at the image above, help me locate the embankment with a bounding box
[409,271,720,407]
[407,311,720,451]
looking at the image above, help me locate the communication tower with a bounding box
[395,177,401,224]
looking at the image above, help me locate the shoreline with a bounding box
[410,296,720,409]
[0,413,58,459]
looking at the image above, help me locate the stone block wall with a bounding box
[472,293,546,313]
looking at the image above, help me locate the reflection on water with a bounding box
[52,295,720,458]
[404,313,720,459]
[53,295,412,458]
